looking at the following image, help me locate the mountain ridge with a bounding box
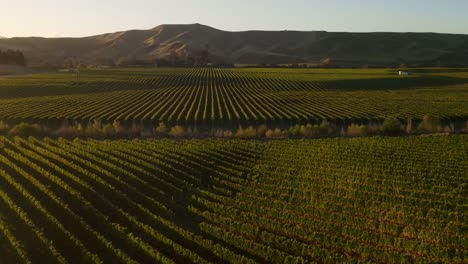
[1,23,467,67]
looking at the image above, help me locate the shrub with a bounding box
[185,127,193,137]
[169,125,185,137]
[155,122,168,136]
[214,129,224,138]
[234,127,245,138]
[102,124,114,137]
[286,125,301,137]
[266,128,284,139]
[406,118,413,134]
[303,124,314,138]
[8,123,45,137]
[418,115,441,133]
[192,127,200,137]
[381,117,403,136]
[0,121,9,134]
[140,130,153,139]
[417,122,426,134]
[235,126,256,138]
[56,124,82,138]
[223,130,233,138]
[113,120,126,137]
[347,123,360,137]
[245,126,256,138]
[129,124,142,138]
[273,128,283,138]
[319,119,330,136]
[359,125,368,136]
[256,125,268,137]
[85,120,105,139]
[367,123,380,135]
[347,123,368,137]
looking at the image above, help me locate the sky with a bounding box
[1,0,467,37]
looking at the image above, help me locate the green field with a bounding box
[0,135,466,263]
[0,68,467,129]
[0,68,467,263]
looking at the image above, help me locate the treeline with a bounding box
[0,49,26,66]
[116,49,234,68]
[1,116,466,139]
[64,49,235,68]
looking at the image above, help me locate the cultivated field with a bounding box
[0,68,467,130]
[0,135,466,263]
[0,67,467,263]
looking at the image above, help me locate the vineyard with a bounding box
[0,135,466,263]
[0,68,467,130]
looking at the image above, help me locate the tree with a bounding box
[8,123,45,137]
[0,49,26,66]
[0,121,9,134]
[303,124,316,138]
[381,117,403,136]
[15,50,26,66]
[155,122,168,136]
[112,120,126,137]
[319,119,330,136]
[418,115,441,133]
[256,125,268,137]
[169,125,185,137]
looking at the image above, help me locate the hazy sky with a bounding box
[1,0,467,37]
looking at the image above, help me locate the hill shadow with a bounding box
[0,79,164,100]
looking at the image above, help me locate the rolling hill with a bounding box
[1,23,468,67]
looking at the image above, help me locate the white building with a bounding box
[399,71,409,76]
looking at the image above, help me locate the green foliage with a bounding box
[319,119,330,136]
[8,123,45,137]
[381,117,403,136]
[0,136,464,262]
[155,122,168,136]
[0,49,26,66]
[234,126,256,138]
[418,115,442,133]
[56,124,83,138]
[0,121,9,134]
[112,120,126,137]
[256,125,268,138]
[303,124,315,138]
[347,123,368,137]
[223,130,233,138]
[285,125,302,137]
[359,125,368,136]
[0,68,465,130]
[168,125,185,137]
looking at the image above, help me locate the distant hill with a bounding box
[1,23,468,67]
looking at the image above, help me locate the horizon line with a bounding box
[2,23,468,39]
